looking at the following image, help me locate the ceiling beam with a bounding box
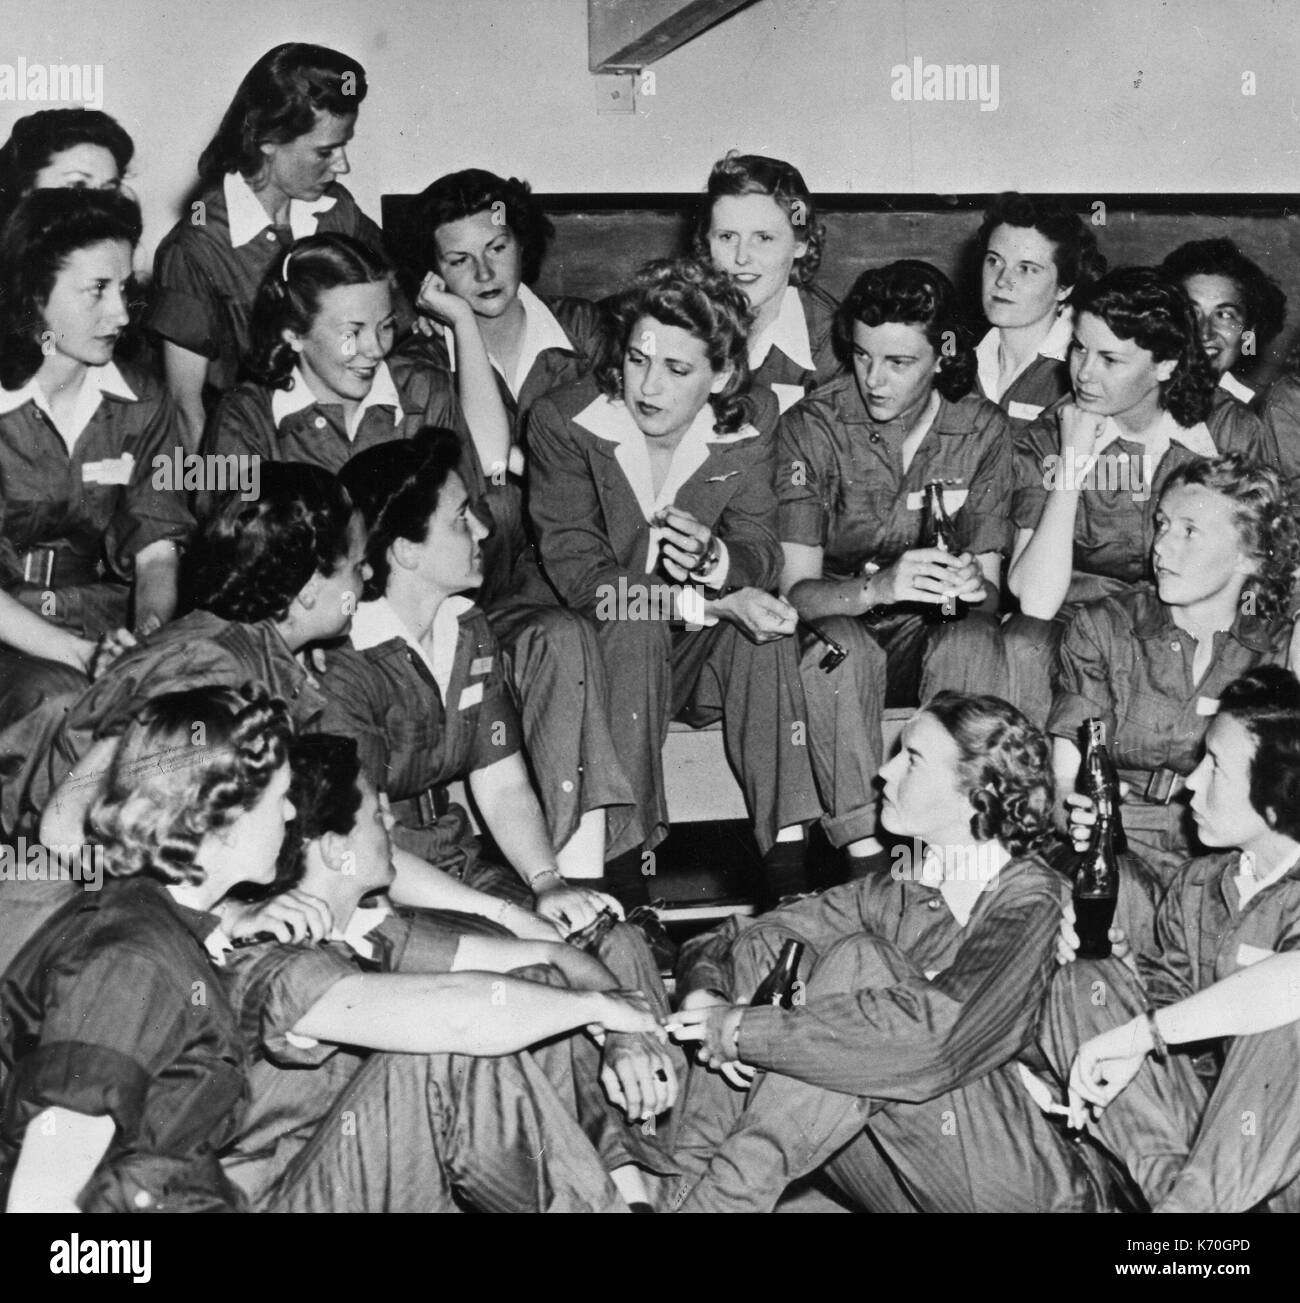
[588,0,762,72]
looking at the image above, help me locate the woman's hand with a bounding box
[89,627,138,680]
[219,889,333,945]
[713,588,797,644]
[1055,899,1133,969]
[500,905,565,943]
[1067,1015,1152,1128]
[601,1029,679,1122]
[1063,786,1131,851]
[665,1002,755,1090]
[653,505,716,583]
[866,547,985,609]
[533,878,624,935]
[417,271,475,329]
[1056,402,1107,459]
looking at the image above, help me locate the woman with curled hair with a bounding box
[529,256,823,907]
[777,259,1015,868]
[694,152,841,413]
[398,167,606,443]
[0,685,295,1212]
[146,43,403,449]
[974,192,1107,427]
[1052,452,1300,886]
[1004,267,1278,723]
[0,188,191,730]
[0,461,365,841]
[663,692,1122,1213]
[0,108,134,227]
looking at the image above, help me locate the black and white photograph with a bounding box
[0,0,1296,1272]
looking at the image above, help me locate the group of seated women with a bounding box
[1,40,1299,1214]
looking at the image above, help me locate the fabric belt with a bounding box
[390,785,450,828]
[1118,766,1188,805]
[17,546,102,588]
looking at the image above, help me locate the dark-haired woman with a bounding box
[203,232,506,493]
[696,152,841,414]
[974,193,1105,427]
[664,693,1115,1213]
[777,259,1014,864]
[398,168,605,445]
[0,188,190,729]
[326,430,636,933]
[1160,238,1286,431]
[1051,454,1298,886]
[0,108,134,227]
[0,461,362,840]
[530,257,823,907]
[146,43,398,448]
[1005,267,1276,722]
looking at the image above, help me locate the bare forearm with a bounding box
[451,319,511,480]
[1156,954,1300,1045]
[294,971,606,1055]
[471,773,556,887]
[7,1109,114,1212]
[787,575,872,621]
[389,845,514,918]
[0,588,92,668]
[133,543,180,632]
[1007,492,1078,618]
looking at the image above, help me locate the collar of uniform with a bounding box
[349,594,474,698]
[1218,371,1256,405]
[0,361,138,452]
[133,877,226,952]
[223,170,338,248]
[271,361,403,434]
[1233,843,1300,909]
[920,840,1012,927]
[847,387,966,441]
[975,308,1073,403]
[1127,582,1276,652]
[748,285,815,373]
[574,393,757,523]
[442,283,574,386]
[1092,408,1217,459]
[330,898,395,961]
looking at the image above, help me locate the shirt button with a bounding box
[265,231,277,241]
[132,1190,152,1208]
[561,780,574,793]
[927,897,943,910]
[1170,642,1179,652]
[314,416,327,429]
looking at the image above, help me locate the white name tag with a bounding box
[1236,942,1275,968]
[458,682,484,711]
[771,383,806,415]
[1008,401,1045,421]
[1196,696,1220,717]
[905,488,969,514]
[81,453,134,485]
[469,656,493,677]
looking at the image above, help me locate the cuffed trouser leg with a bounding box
[797,615,884,847]
[262,1047,626,1213]
[678,626,822,857]
[488,600,643,859]
[594,616,673,852]
[1040,959,1203,1206]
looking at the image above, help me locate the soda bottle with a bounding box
[1073,801,1120,960]
[750,939,804,1008]
[919,481,963,623]
[1081,718,1127,853]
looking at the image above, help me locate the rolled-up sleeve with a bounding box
[776,401,832,547]
[147,235,218,357]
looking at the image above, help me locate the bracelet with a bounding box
[1144,1007,1168,1062]
[528,869,563,890]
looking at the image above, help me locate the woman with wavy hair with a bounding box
[974,192,1106,427]
[0,685,294,1212]
[529,256,822,907]
[0,188,191,729]
[146,43,400,448]
[399,167,606,443]
[694,151,841,413]
[777,258,1015,866]
[1053,452,1300,885]
[1005,267,1277,722]
[663,691,1123,1212]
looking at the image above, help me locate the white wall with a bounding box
[4,0,1297,265]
